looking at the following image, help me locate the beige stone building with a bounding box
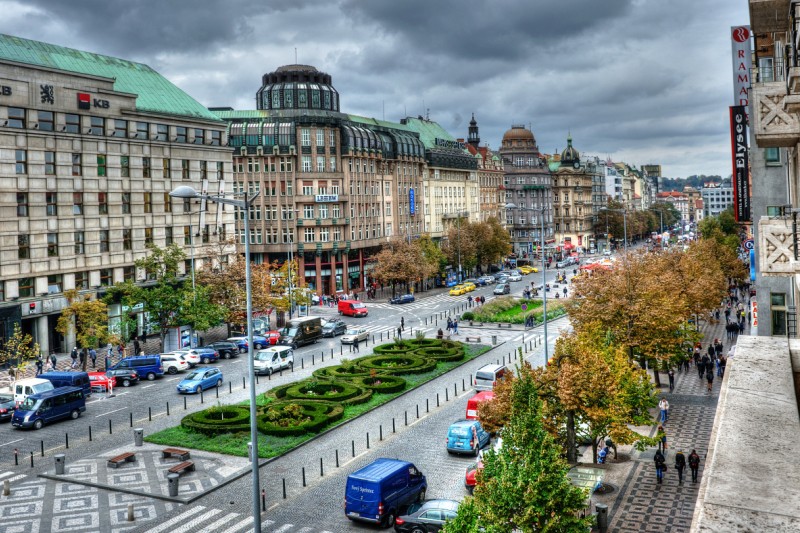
[460,115,505,223]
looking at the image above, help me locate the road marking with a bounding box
[195,512,240,533]
[94,407,126,418]
[146,506,207,533]
[0,439,22,448]
[141,384,156,389]
[272,524,294,533]
[166,377,180,382]
[171,509,224,533]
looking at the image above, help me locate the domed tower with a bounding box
[256,64,340,111]
[560,134,580,167]
[468,113,480,149]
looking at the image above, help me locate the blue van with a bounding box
[39,371,91,398]
[11,387,86,430]
[446,419,491,456]
[344,458,427,527]
[109,355,164,381]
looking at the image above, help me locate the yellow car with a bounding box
[449,285,467,296]
[463,282,477,292]
[518,266,533,274]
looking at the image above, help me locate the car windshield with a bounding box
[19,397,40,411]
[185,371,204,381]
[351,302,366,309]
[345,329,360,335]
[255,352,270,361]
[282,327,299,337]
[0,394,12,403]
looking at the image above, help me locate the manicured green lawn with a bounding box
[467,296,566,324]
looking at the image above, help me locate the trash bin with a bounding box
[247,442,254,462]
[54,454,66,475]
[167,473,180,497]
[595,503,608,533]
[134,428,144,447]
[491,335,497,345]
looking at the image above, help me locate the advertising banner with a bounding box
[729,105,750,222]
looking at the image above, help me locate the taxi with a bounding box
[519,265,538,274]
[462,282,477,292]
[449,285,468,296]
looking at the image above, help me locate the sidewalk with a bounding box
[591,307,744,532]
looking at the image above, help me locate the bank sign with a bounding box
[409,188,415,216]
[729,105,750,222]
[315,194,339,203]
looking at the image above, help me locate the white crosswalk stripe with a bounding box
[144,506,208,533]
[147,510,339,533]
[195,512,245,533]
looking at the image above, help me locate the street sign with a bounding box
[743,239,754,250]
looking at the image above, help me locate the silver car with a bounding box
[341,328,369,344]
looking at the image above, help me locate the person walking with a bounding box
[35,357,43,376]
[654,449,666,484]
[446,317,453,334]
[688,449,701,483]
[397,326,402,339]
[674,450,687,484]
[353,338,360,352]
[453,319,459,335]
[658,397,670,423]
[49,352,57,372]
[400,317,405,331]
[706,366,714,393]
[668,368,675,393]
[133,337,141,356]
[89,348,97,369]
[657,425,667,452]
[719,354,727,377]
[697,353,706,379]
[70,347,79,369]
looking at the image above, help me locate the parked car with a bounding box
[345,458,427,527]
[341,328,369,345]
[496,275,510,285]
[104,368,139,387]
[462,282,477,292]
[228,335,270,350]
[39,371,91,398]
[465,277,483,287]
[264,330,281,345]
[446,420,491,456]
[464,460,482,494]
[390,294,415,305]
[109,355,164,381]
[190,347,221,363]
[449,285,467,296]
[160,354,190,374]
[465,390,494,420]
[556,260,569,269]
[321,319,347,337]
[226,337,248,353]
[394,499,460,532]
[11,387,85,430]
[13,378,54,406]
[177,367,223,394]
[478,275,495,285]
[0,393,15,421]
[253,346,294,375]
[493,283,510,295]
[88,371,116,392]
[170,350,200,367]
[474,364,508,391]
[203,341,237,359]
[278,316,323,348]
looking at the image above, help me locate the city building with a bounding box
[700,181,734,218]
[0,34,233,352]
[655,191,690,222]
[601,158,623,201]
[642,163,662,197]
[499,125,554,261]
[460,115,505,224]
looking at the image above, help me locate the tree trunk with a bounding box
[652,359,662,387]
[566,410,577,463]
[591,438,598,464]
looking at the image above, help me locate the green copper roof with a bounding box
[400,117,457,149]
[211,109,273,120]
[0,34,220,121]
[548,161,561,172]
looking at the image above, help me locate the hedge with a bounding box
[311,364,374,381]
[371,343,414,355]
[181,406,252,436]
[414,345,465,362]
[355,354,437,375]
[282,380,364,403]
[257,400,344,437]
[349,374,407,394]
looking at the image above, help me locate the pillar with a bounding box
[315,254,323,295]
[37,315,49,357]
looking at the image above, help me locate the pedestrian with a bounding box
[453,319,459,335]
[598,445,608,464]
[657,425,667,452]
[654,449,666,484]
[714,339,723,358]
[35,357,43,376]
[697,355,705,379]
[133,337,141,356]
[563,286,568,297]
[89,348,97,369]
[49,352,57,371]
[668,368,675,393]
[353,339,360,352]
[446,317,453,333]
[738,321,745,334]
[79,348,87,368]
[658,397,670,423]
[719,354,727,377]
[400,317,405,331]
[674,450,686,484]
[706,366,714,393]
[70,347,79,369]
[468,295,473,307]
[397,326,402,339]
[436,328,444,340]
[688,449,701,483]
[707,344,715,359]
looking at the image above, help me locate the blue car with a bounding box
[446,420,491,456]
[177,367,223,394]
[390,294,415,305]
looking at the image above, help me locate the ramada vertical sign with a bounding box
[731,26,751,108]
[729,105,750,222]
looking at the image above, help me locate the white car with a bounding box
[341,328,369,345]
[170,350,200,367]
[160,354,190,374]
[508,273,522,282]
[254,346,294,375]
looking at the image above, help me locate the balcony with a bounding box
[752,81,800,147]
[749,0,790,33]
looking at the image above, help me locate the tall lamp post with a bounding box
[455,211,469,282]
[505,203,549,364]
[170,185,262,533]
[602,208,628,253]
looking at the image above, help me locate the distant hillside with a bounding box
[659,175,724,191]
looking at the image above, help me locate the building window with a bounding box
[302,182,313,195]
[156,124,168,141]
[143,157,151,178]
[122,229,132,250]
[136,121,149,139]
[98,192,108,215]
[65,113,80,133]
[772,292,787,336]
[765,147,781,166]
[45,151,55,175]
[145,227,153,245]
[122,192,131,214]
[123,266,135,281]
[301,128,311,146]
[18,234,29,259]
[319,204,328,219]
[165,226,173,246]
[44,192,57,216]
[304,227,315,242]
[163,158,171,178]
[19,277,34,298]
[89,116,104,135]
[17,192,28,217]
[100,230,110,252]
[7,107,24,128]
[184,226,192,245]
[121,156,130,177]
[200,161,207,180]
[75,271,89,290]
[114,119,128,138]
[183,198,191,213]
[317,156,325,172]
[38,111,54,131]
[303,205,314,219]
[193,128,204,145]
[74,231,85,254]
[316,130,324,147]
[97,155,106,177]
[175,126,187,143]
[210,131,221,146]
[144,192,152,214]
[320,228,329,242]
[47,233,58,256]
[164,192,172,213]
[182,159,190,179]
[72,192,83,215]
[15,150,26,174]
[216,161,224,180]
[72,153,82,176]
[302,156,312,172]
[99,269,113,286]
[332,204,340,218]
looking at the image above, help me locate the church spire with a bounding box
[468,113,480,148]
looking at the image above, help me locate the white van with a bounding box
[14,378,54,406]
[253,346,294,375]
[474,364,508,391]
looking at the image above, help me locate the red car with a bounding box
[465,460,483,494]
[265,330,281,345]
[88,371,117,392]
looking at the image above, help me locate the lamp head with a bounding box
[169,185,200,199]
[504,202,518,209]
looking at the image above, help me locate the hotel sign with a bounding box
[434,138,466,150]
[315,194,339,203]
[731,26,751,108]
[729,105,750,222]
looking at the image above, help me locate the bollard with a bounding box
[503,355,506,365]
[437,393,440,407]
[184,397,187,410]
[416,405,419,418]
[130,412,133,428]
[336,449,340,467]
[14,448,18,466]
[200,389,204,404]
[167,473,180,497]
[54,453,66,475]
[446,388,449,402]
[392,418,396,433]
[65,433,69,449]
[380,425,383,441]
[492,335,497,345]
[301,359,304,370]
[2,479,9,496]
[352,440,355,457]
[216,387,219,399]
[320,457,324,477]
[109,419,113,434]
[426,398,429,413]
[261,488,266,512]
[229,382,232,393]
[127,503,134,522]
[469,373,473,386]
[282,478,287,499]
[405,411,408,426]
[381,332,383,341]
[242,376,246,389]
[166,402,170,416]
[41,440,44,456]
[322,351,324,362]
[302,467,306,487]
[331,348,334,358]
[256,375,259,385]
[366,433,370,449]
[149,407,152,421]
[462,378,465,391]
[340,346,343,356]
[30,451,33,468]
[454,383,457,397]
[312,354,315,365]
[596,503,609,533]
[134,428,144,447]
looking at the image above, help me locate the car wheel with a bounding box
[224,352,232,360]
[417,488,426,503]
[146,372,156,381]
[411,527,425,533]
[202,357,211,364]
[255,343,264,350]
[195,386,201,394]
[122,378,131,387]
[466,485,474,495]
[33,419,43,430]
[70,409,80,420]
[381,512,396,528]
[168,367,178,375]
[216,379,222,388]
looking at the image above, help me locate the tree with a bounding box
[416,234,446,284]
[441,219,478,275]
[0,324,40,377]
[474,218,511,271]
[371,238,432,294]
[56,289,116,370]
[444,363,591,532]
[649,202,680,231]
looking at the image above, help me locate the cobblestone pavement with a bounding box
[604,312,744,533]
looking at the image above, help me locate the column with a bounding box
[37,315,49,357]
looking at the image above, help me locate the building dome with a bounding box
[560,134,580,165]
[502,125,535,143]
[256,64,340,112]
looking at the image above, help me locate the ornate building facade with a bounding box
[460,115,505,223]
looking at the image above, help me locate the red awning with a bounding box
[563,242,574,250]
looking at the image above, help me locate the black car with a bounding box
[394,499,460,532]
[105,368,139,387]
[390,294,415,305]
[204,341,239,359]
[0,393,15,421]
[321,319,347,337]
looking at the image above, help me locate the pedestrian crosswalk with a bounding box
[0,470,27,484]
[135,505,335,533]
[367,292,466,312]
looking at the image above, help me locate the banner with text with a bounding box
[729,105,751,222]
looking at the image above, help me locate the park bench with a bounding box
[107,452,136,468]
[168,460,195,476]
[497,323,513,329]
[465,336,482,343]
[161,447,191,461]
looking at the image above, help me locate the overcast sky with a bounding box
[1,0,750,179]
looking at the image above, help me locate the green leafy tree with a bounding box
[371,238,433,295]
[0,324,40,378]
[417,233,446,279]
[474,217,511,270]
[441,219,478,275]
[444,364,591,532]
[56,289,115,370]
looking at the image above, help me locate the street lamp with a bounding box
[456,211,469,282]
[603,208,628,253]
[169,185,263,533]
[505,203,549,364]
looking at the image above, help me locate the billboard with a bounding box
[729,105,750,222]
[731,26,751,108]
[409,188,416,216]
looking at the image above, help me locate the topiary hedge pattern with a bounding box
[181,338,466,437]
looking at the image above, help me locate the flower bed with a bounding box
[282,380,365,403]
[349,374,407,394]
[181,406,252,436]
[355,354,437,375]
[414,346,464,362]
[257,400,344,437]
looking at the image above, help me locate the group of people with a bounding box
[467,295,485,307]
[690,339,727,393]
[654,448,701,484]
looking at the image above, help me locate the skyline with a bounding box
[0,0,750,179]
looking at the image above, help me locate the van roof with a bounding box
[287,316,320,324]
[471,390,495,401]
[39,371,88,379]
[477,364,505,373]
[13,377,52,385]
[26,386,82,399]
[349,458,411,482]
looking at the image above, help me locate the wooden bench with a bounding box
[107,452,136,468]
[497,323,513,329]
[161,447,191,461]
[168,460,195,476]
[465,336,482,343]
